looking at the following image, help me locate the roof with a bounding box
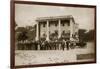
[36,15,75,23]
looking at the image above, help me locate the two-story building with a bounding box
[35,15,79,41]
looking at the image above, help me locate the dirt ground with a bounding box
[15,42,95,65]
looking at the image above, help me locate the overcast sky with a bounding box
[15,4,95,30]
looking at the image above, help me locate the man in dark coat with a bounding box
[33,41,38,50]
[66,40,69,50]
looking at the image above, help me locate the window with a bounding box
[62,30,65,34]
[61,20,70,26]
[43,24,45,27]
[55,23,58,26]
[62,23,65,26]
[67,23,70,26]
[39,21,46,27]
[49,21,58,27]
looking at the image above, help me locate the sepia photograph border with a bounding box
[10,0,96,69]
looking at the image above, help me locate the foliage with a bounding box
[17,31,28,41]
[78,29,94,42]
[16,25,36,42]
[50,30,58,40]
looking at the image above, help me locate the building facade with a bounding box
[35,15,79,41]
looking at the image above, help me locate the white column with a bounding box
[75,24,79,42]
[36,22,39,41]
[70,19,74,41]
[58,20,61,38]
[46,20,49,41]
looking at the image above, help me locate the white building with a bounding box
[35,15,79,41]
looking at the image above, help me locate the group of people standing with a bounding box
[33,39,75,50]
[17,39,77,50]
